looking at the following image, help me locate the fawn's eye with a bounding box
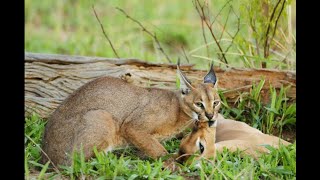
[199,142,204,154]
[213,100,220,106]
[195,102,204,108]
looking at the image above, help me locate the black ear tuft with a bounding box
[203,62,217,85]
[208,120,215,127]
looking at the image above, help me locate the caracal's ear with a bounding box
[203,62,218,89]
[177,58,194,95]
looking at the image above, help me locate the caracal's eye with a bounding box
[213,100,220,107]
[195,102,204,108]
[199,142,204,154]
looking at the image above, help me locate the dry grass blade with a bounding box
[25,134,61,175]
[189,39,231,54]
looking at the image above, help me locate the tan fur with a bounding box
[41,64,220,167]
[177,113,291,162]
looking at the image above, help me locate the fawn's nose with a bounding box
[205,113,214,120]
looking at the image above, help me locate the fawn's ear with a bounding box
[203,62,217,88]
[177,59,194,95]
[193,120,201,131]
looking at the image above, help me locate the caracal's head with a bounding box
[177,60,221,122]
[176,120,217,164]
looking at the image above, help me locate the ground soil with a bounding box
[273,128,296,143]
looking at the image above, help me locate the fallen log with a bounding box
[25,52,296,118]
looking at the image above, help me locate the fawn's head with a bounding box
[177,60,221,122]
[176,120,217,164]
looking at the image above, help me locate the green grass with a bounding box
[25,113,296,179]
[219,79,296,137]
[25,82,296,179]
[25,114,296,179]
[25,0,296,70]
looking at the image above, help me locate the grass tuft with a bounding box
[219,79,296,138]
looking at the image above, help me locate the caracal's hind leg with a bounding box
[72,110,119,162]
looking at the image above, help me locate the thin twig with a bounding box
[210,0,233,26]
[193,0,229,65]
[206,0,212,22]
[254,38,261,56]
[195,0,228,64]
[218,7,232,41]
[92,5,120,58]
[116,7,172,63]
[263,0,282,68]
[181,46,190,63]
[202,0,240,61]
[270,0,286,49]
[202,4,239,60]
[201,20,210,57]
[224,7,240,54]
[247,5,260,56]
[211,19,236,41]
[25,134,61,174]
[193,1,210,58]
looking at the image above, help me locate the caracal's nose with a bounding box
[205,113,214,120]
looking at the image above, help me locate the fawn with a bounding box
[177,114,291,163]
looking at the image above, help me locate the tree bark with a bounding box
[25,52,296,118]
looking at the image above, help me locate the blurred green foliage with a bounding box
[25,0,295,70]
